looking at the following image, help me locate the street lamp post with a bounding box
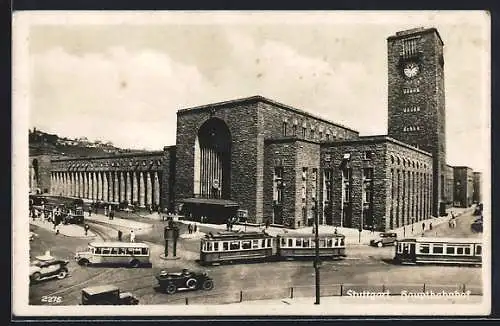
[314,198,320,305]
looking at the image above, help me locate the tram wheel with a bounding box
[78,259,89,266]
[129,259,140,268]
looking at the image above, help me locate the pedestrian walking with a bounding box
[55,223,60,235]
[84,224,90,236]
[334,227,338,235]
[265,219,270,229]
[188,224,193,234]
[88,207,92,217]
[429,222,433,231]
[118,230,123,241]
[193,223,197,233]
[422,222,425,232]
[130,230,135,243]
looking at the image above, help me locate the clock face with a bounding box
[403,62,420,78]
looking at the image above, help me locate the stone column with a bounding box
[132,172,139,205]
[120,172,125,202]
[76,172,81,197]
[146,172,152,207]
[153,172,160,206]
[103,172,109,202]
[96,172,102,201]
[114,172,119,202]
[126,172,132,203]
[92,172,97,201]
[68,172,73,197]
[139,171,145,207]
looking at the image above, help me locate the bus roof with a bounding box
[203,231,273,240]
[82,284,120,296]
[398,237,482,244]
[88,241,150,248]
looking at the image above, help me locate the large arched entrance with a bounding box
[182,118,237,224]
[194,118,231,199]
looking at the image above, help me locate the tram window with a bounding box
[207,242,213,251]
[102,248,110,255]
[288,239,293,247]
[133,248,142,255]
[320,239,326,247]
[456,247,464,255]
[242,241,251,249]
[476,245,482,255]
[253,240,260,249]
[230,241,240,250]
[303,239,310,247]
[267,239,271,247]
[397,244,402,253]
[432,245,443,254]
[141,248,149,255]
[119,248,126,255]
[95,248,102,255]
[223,242,229,251]
[340,238,345,246]
[111,248,119,255]
[327,239,333,247]
[419,244,430,254]
[296,239,302,247]
[446,246,455,255]
[214,242,219,251]
[465,247,471,255]
[281,238,286,246]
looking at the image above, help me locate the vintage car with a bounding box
[370,232,397,247]
[471,218,483,232]
[29,252,69,283]
[155,269,214,294]
[81,285,139,305]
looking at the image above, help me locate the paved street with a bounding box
[28,204,483,306]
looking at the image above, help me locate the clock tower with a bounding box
[387,27,446,217]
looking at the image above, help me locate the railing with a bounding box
[161,283,483,305]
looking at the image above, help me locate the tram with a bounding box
[394,237,482,266]
[199,231,346,265]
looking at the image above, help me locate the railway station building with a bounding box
[29,27,482,231]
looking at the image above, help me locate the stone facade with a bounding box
[453,166,474,208]
[49,151,165,209]
[174,96,357,224]
[320,136,432,231]
[29,155,53,194]
[387,27,446,217]
[444,164,454,205]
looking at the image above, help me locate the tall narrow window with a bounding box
[273,167,284,204]
[292,124,297,136]
[282,121,288,136]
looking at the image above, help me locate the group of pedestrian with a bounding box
[449,212,457,229]
[187,223,197,234]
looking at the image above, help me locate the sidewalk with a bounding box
[173,206,474,245]
[29,218,96,238]
[85,213,153,234]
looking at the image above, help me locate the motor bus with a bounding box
[75,242,151,268]
[394,237,482,266]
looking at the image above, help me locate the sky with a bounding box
[16,11,490,172]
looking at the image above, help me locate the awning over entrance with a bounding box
[178,198,239,208]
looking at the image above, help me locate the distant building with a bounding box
[473,172,482,203]
[453,166,474,208]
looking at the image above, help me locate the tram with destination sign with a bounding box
[199,231,346,265]
[394,237,482,266]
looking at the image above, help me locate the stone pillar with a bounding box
[92,172,97,201]
[114,172,119,202]
[84,172,89,199]
[126,172,132,203]
[139,172,145,207]
[120,172,125,202]
[96,172,102,201]
[66,172,71,196]
[146,172,152,207]
[75,172,79,197]
[68,172,73,197]
[103,172,109,202]
[153,172,160,206]
[132,172,139,205]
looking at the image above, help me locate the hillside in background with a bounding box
[29,127,151,158]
